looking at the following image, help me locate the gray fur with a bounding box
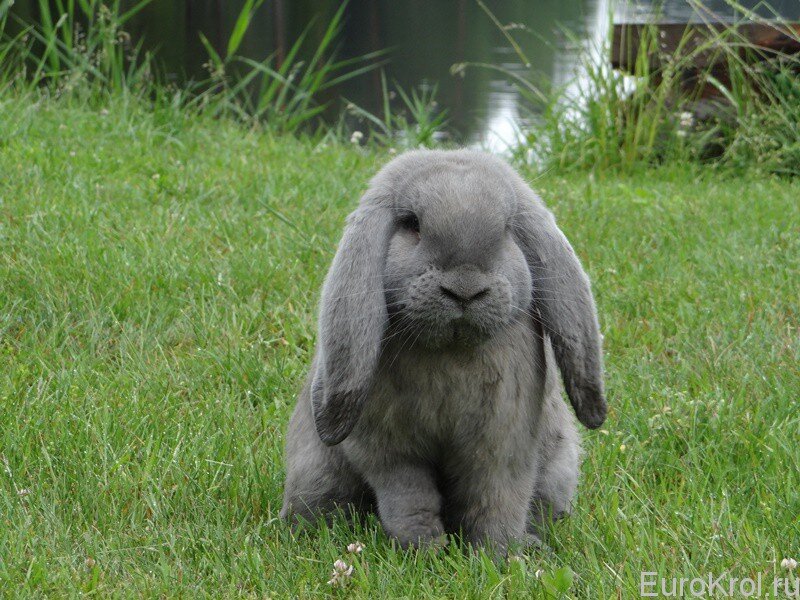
[282,149,606,551]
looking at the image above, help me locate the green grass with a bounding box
[1,93,799,598]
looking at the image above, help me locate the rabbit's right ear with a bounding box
[311,204,393,446]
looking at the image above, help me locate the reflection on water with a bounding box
[481,77,523,153]
[12,1,797,150]
[330,0,607,152]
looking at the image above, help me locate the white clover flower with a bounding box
[350,131,364,145]
[347,541,365,554]
[781,557,798,570]
[679,111,695,128]
[327,559,354,587]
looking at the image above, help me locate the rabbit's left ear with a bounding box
[311,205,393,446]
[513,187,607,429]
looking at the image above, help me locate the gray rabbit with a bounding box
[281,150,607,552]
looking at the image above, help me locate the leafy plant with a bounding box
[344,70,449,148]
[14,0,156,94]
[540,566,575,598]
[195,0,386,132]
[0,0,385,134]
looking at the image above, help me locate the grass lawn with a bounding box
[1,96,799,598]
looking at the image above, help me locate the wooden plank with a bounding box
[611,22,800,72]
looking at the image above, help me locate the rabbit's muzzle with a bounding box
[390,264,514,349]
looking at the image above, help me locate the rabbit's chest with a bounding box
[368,321,543,452]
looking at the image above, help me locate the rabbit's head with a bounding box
[383,160,532,349]
[311,150,607,445]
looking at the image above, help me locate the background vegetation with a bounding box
[1,1,798,597]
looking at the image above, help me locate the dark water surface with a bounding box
[11,1,799,149]
[138,0,607,150]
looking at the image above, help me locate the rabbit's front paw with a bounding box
[387,510,446,549]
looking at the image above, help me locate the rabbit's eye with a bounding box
[399,213,420,235]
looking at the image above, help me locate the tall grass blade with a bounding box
[227,0,265,59]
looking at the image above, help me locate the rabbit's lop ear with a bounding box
[311,205,392,445]
[514,188,607,429]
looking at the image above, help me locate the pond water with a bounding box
[12,1,799,150]
[116,0,611,150]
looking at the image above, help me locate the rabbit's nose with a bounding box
[439,285,490,308]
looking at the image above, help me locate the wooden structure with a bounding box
[611,22,800,102]
[612,22,800,70]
